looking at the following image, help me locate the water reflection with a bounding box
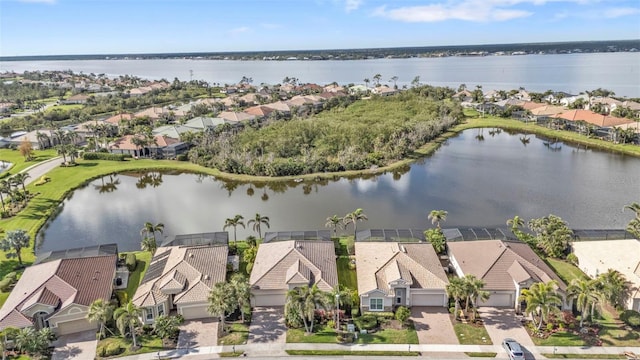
[40,129,640,252]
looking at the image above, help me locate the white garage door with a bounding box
[180,305,211,320]
[252,293,285,307]
[411,294,445,307]
[480,293,513,307]
[55,319,96,335]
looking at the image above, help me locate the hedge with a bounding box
[125,253,137,272]
[363,311,394,319]
[0,278,12,292]
[83,152,132,161]
[620,310,640,327]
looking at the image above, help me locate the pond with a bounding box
[39,129,640,252]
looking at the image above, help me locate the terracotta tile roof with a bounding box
[529,105,566,116]
[521,101,545,111]
[134,107,165,119]
[105,113,133,125]
[355,243,448,296]
[250,241,337,292]
[556,109,634,127]
[218,111,255,123]
[133,245,228,308]
[245,105,274,117]
[109,134,179,151]
[56,256,117,306]
[448,240,566,292]
[263,101,291,112]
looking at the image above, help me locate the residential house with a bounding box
[452,90,473,102]
[60,94,90,105]
[0,102,15,113]
[249,240,338,307]
[356,242,449,312]
[152,125,197,140]
[572,239,640,311]
[512,89,532,101]
[109,134,185,158]
[7,129,59,149]
[134,107,166,122]
[183,117,227,130]
[372,85,400,97]
[245,105,275,120]
[448,240,568,311]
[105,113,134,126]
[132,244,228,323]
[263,101,292,117]
[0,255,116,335]
[529,105,566,122]
[218,111,256,124]
[73,120,117,143]
[589,97,622,114]
[560,94,589,107]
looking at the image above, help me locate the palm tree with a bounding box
[428,210,448,229]
[519,281,562,331]
[0,229,30,266]
[207,282,236,334]
[567,278,597,327]
[624,202,640,238]
[141,236,157,254]
[446,277,467,320]
[113,301,142,348]
[624,202,640,216]
[248,213,270,239]
[11,173,30,197]
[324,285,353,325]
[373,74,382,86]
[230,273,251,323]
[595,269,629,309]
[466,275,490,321]
[343,208,368,239]
[285,285,327,333]
[140,222,164,243]
[87,298,114,340]
[506,215,525,234]
[324,215,343,237]
[363,78,370,88]
[224,215,245,245]
[154,315,184,345]
[0,179,8,214]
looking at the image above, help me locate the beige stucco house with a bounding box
[572,239,640,311]
[132,244,228,323]
[356,242,449,312]
[0,255,116,335]
[249,240,338,307]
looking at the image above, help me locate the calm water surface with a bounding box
[40,129,640,252]
[3,53,640,97]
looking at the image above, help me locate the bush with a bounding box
[0,278,13,292]
[566,253,578,265]
[142,324,154,335]
[82,152,132,161]
[4,272,17,282]
[176,154,188,161]
[354,314,377,330]
[363,311,394,319]
[125,253,137,272]
[34,176,51,186]
[327,320,335,329]
[395,306,411,323]
[351,308,359,318]
[105,343,123,356]
[620,310,640,327]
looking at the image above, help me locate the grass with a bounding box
[465,352,498,357]
[287,326,338,343]
[0,148,57,176]
[531,331,586,346]
[597,307,640,347]
[219,352,244,357]
[0,291,9,307]
[96,334,165,358]
[453,322,493,345]
[286,350,420,356]
[117,251,151,303]
[45,104,84,113]
[337,256,357,290]
[545,258,589,284]
[218,322,249,346]
[543,354,625,359]
[357,327,419,344]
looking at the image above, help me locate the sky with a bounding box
[0,0,639,56]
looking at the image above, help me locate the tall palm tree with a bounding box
[141,236,158,254]
[208,282,236,334]
[324,215,343,237]
[567,278,597,327]
[87,298,114,340]
[466,275,490,321]
[343,208,368,239]
[595,269,629,309]
[285,285,327,333]
[624,202,640,238]
[113,301,142,348]
[519,281,562,331]
[506,215,525,234]
[624,202,640,217]
[428,210,448,229]
[140,222,164,243]
[230,273,251,323]
[11,173,30,197]
[224,215,245,245]
[446,277,467,319]
[324,285,353,325]
[248,213,270,239]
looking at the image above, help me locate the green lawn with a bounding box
[357,327,419,344]
[287,326,338,343]
[453,322,493,345]
[543,354,625,359]
[218,322,249,345]
[45,104,84,113]
[96,334,165,358]
[337,256,357,290]
[598,307,640,346]
[531,331,585,346]
[545,258,589,284]
[117,251,151,303]
[286,350,420,356]
[0,148,57,176]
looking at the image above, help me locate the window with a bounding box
[145,308,154,321]
[157,304,165,317]
[369,298,383,311]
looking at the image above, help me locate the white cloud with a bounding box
[345,0,363,12]
[228,27,250,35]
[373,1,532,22]
[602,7,640,18]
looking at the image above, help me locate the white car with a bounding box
[502,338,525,360]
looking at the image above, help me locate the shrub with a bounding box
[82,152,132,161]
[326,320,335,329]
[546,322,554,332]
[620,310,640,327]
[34,176,51,186]
[354,314,377,330]
[4,272,17,282]
[351,308,359,318]
[363,311,394,319]
[0,278,12,292]
[176,154,188,161]
[566,253,578,265]
[105,343,123,356]
[125,253,137,272]
[395,306,411,323]
[142,324,154,335]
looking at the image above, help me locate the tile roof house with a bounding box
[109,134,184,158]
[105,113,134,126]
[132,245,228,323]
[355,243,449,312]
[249,240,338,307]
[572,239,640,311]
[555,109,633,128]
[448,240,568,310]
[244,105,275,119]
[218,111,256,123]
[0,255,117,335]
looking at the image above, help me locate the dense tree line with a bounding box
[189,87,463,176]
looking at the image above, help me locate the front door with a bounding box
[395,288,405,306]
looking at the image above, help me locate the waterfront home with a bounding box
[109,134,186,158]
[372,85,400,97]
[263,101,292,117]
[560,94,589,107]
[572,239,640,311]
[0,255,116,335]
[355,242,449,312]
[448,240,568,311]
[249,240,337,307]
[529,105,566,122]
[133,244,228,323]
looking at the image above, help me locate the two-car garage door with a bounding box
[55,319,96,335]
[479,293,513,307]
[411,293,446,307]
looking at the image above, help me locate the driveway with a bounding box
[478,307,538,359]
[248,306,286,344]
[51,331,97,360]
[178,318,219,349]
[22,157,63,186]
[411,306,459,345]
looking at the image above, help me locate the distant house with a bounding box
[560,94,588,107]
[105,113,134,126]
[249,240,337,307]
[0,255,116,335]
[356,242,449,312]
[245,105,275,119]
[372,85,400,97]
[109,134,186,158]
[452,90,473,102]
[7,129,59,149]
[183,117,227,130]
[60,94,90,105]
[448,240,568,311]
[218,111,256,124]
[133,245,228,323]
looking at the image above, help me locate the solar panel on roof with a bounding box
[142,252,169,283]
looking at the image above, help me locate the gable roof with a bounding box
[249,240,337,292]
[0,255,116,330]
[448,240,566,292]
[105,113,133,125]
[109,134,179,151]
[218,111,256,123]
[133,245,228,307]
[555,109,634,127]
[355,243,448,296]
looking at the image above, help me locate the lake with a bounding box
[39,129,640,252]
[2,53,640,97]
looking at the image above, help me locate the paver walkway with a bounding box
[411,306,458,344]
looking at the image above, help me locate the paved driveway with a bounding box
[51,331,97,360]
[411,306,459,345]
[178,318,219,349]
[478,307,538,359]
[248,306,286,344]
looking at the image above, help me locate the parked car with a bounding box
[502,338,525,360]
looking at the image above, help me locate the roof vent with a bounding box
[399,244,406,253]
[204,275,210,280]
[189,253,194,258]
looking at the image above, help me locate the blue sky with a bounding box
[1,0,639,56]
